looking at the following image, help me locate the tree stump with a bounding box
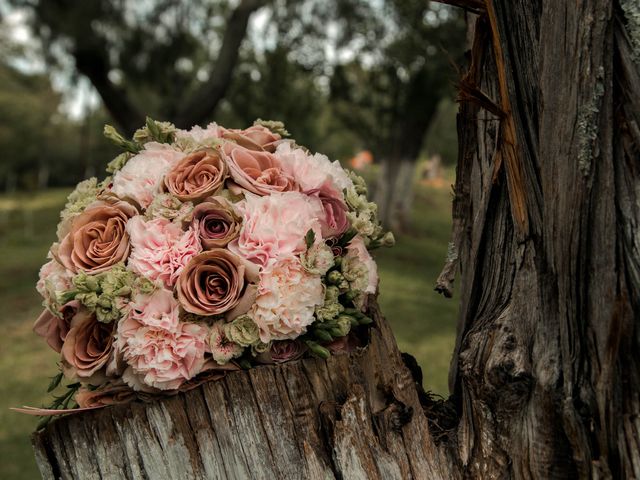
[32,302,456,480]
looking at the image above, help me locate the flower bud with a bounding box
[305,341,331,359]
[313,328,334,342]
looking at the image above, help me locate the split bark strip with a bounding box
[484,0,529,237]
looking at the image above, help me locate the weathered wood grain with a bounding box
[33,303,455,479]
[445,0,640,478]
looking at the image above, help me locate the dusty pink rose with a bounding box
[222,125,281,152]
[112,142,185,209]
[33,300,79,353]
[128,288,179,330]
[190,196,242,249]
[229,192,324,266]
[276,142,353,195]
[256,340,307,364]
[75,381,136,408]
[61,310,116,381]
[250,256,324,342]
[164,149,227,201]
[223,142,297,196]
[56,200,137,274]
[117,316,208,391]
[307,188,350,238]
[176,249,253,316]
[127,216,202,288]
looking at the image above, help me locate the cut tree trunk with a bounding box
[32,302,457,480]
[31,1,640,479]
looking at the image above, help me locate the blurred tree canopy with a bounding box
[0,0,464,199]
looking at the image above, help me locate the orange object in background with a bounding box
[349,150,373,170]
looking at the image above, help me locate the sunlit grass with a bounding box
[0,178,458,479]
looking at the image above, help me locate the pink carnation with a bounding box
[229,192,324,266]
[250,255,324,342]
[37,258,73,309]
[128,288,179,330]
[117,293,208,390]
[127,216,202,288]
[346,236,378,294]
[111,143,185,209]
[175,122,223,144]
[276,142,353,196]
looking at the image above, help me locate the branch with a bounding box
[431,0,486,15]
[73,45,144,136]
[174,0,266,128]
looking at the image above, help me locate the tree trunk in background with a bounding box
[439,0,640,477]
[393,159,417,232]
[375,158,417,232]
[31,2,640,479]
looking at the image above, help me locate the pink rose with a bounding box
[111,142,185,209]
[176,249,254,316]
[222,143,297,196]
[127,216,202,288]
[164,149,227,201]
[128,288,179,330]
[61,309,116,382]
[189,196,242,249]
[229,192,324,266]
[307,188,350,238]
[276,142,354,195]
[117,315,209,391]
[33,300,79,353]
[56,200,137,274]
[250,256,324,342]
[222,125,281,152]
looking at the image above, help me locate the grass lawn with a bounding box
[0,178,458,479]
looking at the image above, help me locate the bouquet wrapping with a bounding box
[29,118,393,414]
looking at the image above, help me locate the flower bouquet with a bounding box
[21,118,393,421]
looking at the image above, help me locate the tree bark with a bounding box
[32,302,457,480]
[441,0,640,478]
[31,2,640,479]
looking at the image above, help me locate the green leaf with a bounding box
[337,228,358,247]
[46,372,63,393]
[305,229,316,249]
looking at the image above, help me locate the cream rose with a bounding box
[176,249,254,316]
[56,199,137,274]
[61,309,116,381]
[190,196,242,249]
[165,149,227,201]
